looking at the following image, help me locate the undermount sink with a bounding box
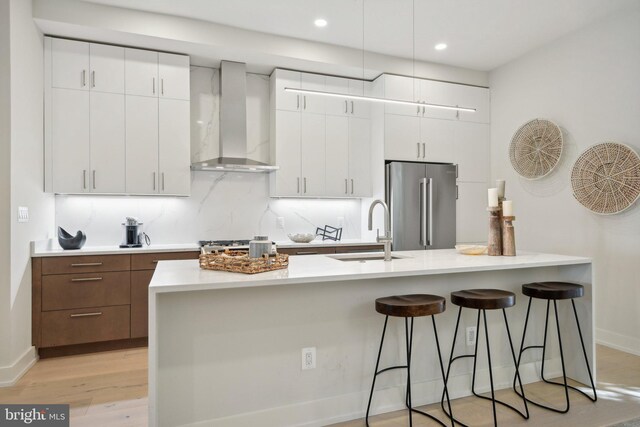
[328,253,411,262]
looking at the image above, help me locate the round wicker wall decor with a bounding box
[571,142,640,215]
[509,119,563,179]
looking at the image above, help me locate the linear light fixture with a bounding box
[284,87,476,112]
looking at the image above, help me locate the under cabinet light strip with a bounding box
[284,87,476,112]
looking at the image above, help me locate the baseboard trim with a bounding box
[597,328,640,356]
[0,346,38,387]
[183,360,561,427]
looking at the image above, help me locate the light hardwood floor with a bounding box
[0,345,638,426]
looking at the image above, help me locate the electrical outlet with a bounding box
[18,207,29,223]
[301,347,316,370]
[277,217,285,230]
[466,326,477,346]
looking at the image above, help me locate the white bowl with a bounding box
[455,245,488,255]
[288,233,316,243]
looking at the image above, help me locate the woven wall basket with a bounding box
[571,142,640,215]
[509,119,563,179]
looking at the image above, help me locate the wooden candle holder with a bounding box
[502,216,516,256]
[487,206,502,256]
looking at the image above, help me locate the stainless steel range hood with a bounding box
[191,61,278,172]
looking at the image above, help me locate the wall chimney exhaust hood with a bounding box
[191,61,278,172]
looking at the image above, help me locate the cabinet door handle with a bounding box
[82,70,86,87]
[344,178,348,194]
[70,262,103,267]
[422,143,426,158]
[153,172,156,191]
[422,106,425,116]
[70,312,102,318]
[417,105,421,115]
[351,179,354,194]
[296,251,318,255]
[92,170,96,189]
[71,277,103,282]
[296,95,300,110]
[83,170,87,189]
[304,177,307,193]
[153,77,156,94]
[455,164,459,178]
[456,185,459,200]
[351,101,354,114]
[303,96,307,110]
[345,100,348,114]
[417,143,420,158]
[297,177,300,193]
[161,78,164,96]
[162,172,165,191]
[91,70,95,88]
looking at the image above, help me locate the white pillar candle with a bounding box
[496,180,506,199]
[503,200,513,216]
[488,188,499,207]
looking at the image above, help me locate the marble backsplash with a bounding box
[55,172,362,246]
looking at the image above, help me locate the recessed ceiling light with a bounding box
[314,18,328,28]
[435,43,447,51]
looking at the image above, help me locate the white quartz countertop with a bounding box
[150,249,591,294]
[31,239,379,257]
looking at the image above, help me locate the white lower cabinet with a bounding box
[90,92,125,193]
[51,89,90,193]
[159,99,191,195]
[126,96,159,194]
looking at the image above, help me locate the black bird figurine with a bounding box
[57,226,87,250]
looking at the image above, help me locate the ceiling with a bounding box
[79,0,636,71]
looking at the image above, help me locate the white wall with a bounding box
[55,67,361,245]
[489,5,640,355]
[0,0,55,386]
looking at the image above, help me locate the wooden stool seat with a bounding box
[375,294,445,317]
[522,282,584,300]
[451,289,516,310]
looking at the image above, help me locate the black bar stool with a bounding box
[441,289,529,427]
[513,282,597,413]
[366,294,453,427]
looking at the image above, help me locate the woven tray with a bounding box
[199,250,289,274]
[509,119,563,179]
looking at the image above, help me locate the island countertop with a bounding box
[150,249,591,293]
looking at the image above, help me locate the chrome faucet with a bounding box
[368,199,393,261]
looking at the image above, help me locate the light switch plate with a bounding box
[18,207,29,223]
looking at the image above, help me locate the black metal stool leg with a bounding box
[502,309,529,419]
[405,317,413,427]
[432,315,455,427]
[366,316,389,426]
[470,310,482,398]
[513,297,533,392]
[440,307,463,424]
[572,299,597,402]
[405,317,414,409]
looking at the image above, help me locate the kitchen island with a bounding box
[148,250,593,427]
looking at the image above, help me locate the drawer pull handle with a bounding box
[70,262,103,267]
[296,251,318,255]
[70,312,102,318]
[71,277,103,282]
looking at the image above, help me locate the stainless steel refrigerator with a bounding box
[386,161,457,251]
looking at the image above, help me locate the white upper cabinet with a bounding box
[158,53,190,100]
[384,114,420,161]
[272,69,301,111]
[454,122,489,182]
[419,79,458,120]
[349,79,370,118]
[300,73,325,114]
[90,92,125,193]
[159,99,191,195]
[325,115,350,195]
[51,89,90,193]
[300,113,326,196]
[421,118,455,163]
[51,38,90,91]
[89,43,125,94]
[384,74,420,116]
[324,76,350,116]
[452,84,490,123]
[271,110,303,196]
[125,96,159,194]
[125,48,158,97]
[348,117,372,197]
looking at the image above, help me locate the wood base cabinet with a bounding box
[33,251,199,357]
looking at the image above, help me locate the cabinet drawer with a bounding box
[42,255,130,275]
[42,271,130,311]
[131,251,200,270]
[277,247,336,256]
[41,305,130,347]
[335,245,383,254]
[131,270,154,338]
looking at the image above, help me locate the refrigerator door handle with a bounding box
[420,178,427,246]
[427,178,433,246]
